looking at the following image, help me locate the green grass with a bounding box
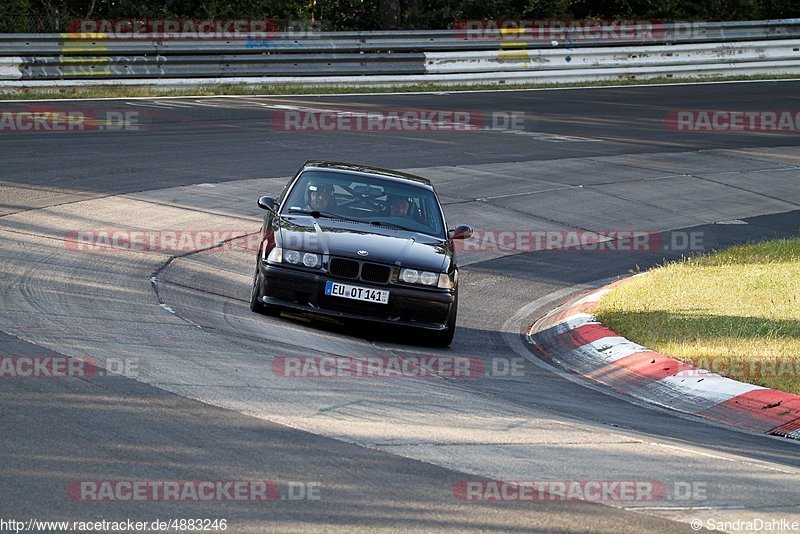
[1,73,799,100]
[594,237,800,394]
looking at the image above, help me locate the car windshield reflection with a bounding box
[282,170,446,238]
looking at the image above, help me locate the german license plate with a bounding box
[325,281,389,304]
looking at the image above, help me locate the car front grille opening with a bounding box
[360,263,391,283]
[329,258,359,279]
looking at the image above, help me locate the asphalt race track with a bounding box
[1,81,799,533]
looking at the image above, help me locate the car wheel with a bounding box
[250,269,280,317]
[429,293,457,347]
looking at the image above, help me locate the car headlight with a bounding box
[400,268,419,284]
[302,252,321,268]
[400,268,444,287]
[267,247,322,269]
[284,250,300,264]
[420,271,437,285]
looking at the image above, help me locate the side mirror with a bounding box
[449,225,473,240]
[258,196,276,212]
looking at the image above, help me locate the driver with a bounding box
[305,181,335,212]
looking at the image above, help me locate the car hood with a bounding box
[276,216,450,272]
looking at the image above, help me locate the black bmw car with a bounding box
[249,161,473,346]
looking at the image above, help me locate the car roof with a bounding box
[300,161,434,189]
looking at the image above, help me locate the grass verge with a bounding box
[594,237,800,394]
[0,73,799,101]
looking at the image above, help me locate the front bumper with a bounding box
[256,263,455,330]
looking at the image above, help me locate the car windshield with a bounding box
[281,170,447,238]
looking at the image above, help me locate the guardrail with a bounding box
[0,19,799,87]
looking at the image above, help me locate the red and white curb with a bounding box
[528,277,800,440]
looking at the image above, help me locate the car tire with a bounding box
[250,269,280,317]
[429,292,457,347]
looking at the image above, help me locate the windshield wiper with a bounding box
[285,209,366,225]
[370,220,414,232]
